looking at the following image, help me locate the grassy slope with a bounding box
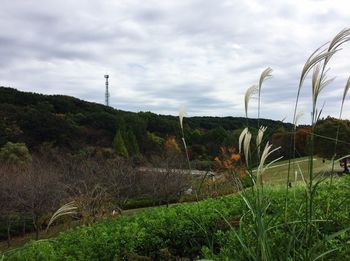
[261,156,343,184]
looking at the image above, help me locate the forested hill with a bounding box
[0,86,292,160]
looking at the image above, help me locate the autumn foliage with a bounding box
[214,146,245,178]
[164,136,180,153]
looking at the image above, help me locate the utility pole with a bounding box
[104,75,109,106]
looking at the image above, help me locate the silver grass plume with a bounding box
[299,46,336,90]
[297,28,350,111]
[243,131,252,166]
[310,28,350,121]
[325,28,350,66]
[179,106,186,131]
[238,127,252,165]
[341,76,350,107]
[292,45,336,131]
[311,64,335,120]
[239,127,249,154]
[258,67,273,93]
[257,141,283,183]
[46,201,77,231]
[244,85,258,118]
[311,64,322,110]
[256,126,267,157]
[258,68,273,121]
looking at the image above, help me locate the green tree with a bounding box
[314,118,350,172]
[124,130,140,157]
[223,129,242,148]
[202,127,228,157]
[145,132,164,154]
[314,118,350,158]
[0,121,7,146]
[0,142,32,166]
[113,131,128,157]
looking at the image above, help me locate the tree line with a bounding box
[0,87,292,163]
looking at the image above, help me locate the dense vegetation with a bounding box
[0,87,292,162]
[3,177,350,260]
[2,87,348,166]
[2,87,348,167]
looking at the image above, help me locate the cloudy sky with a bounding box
[1,0,350,123]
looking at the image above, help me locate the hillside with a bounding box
[0,87,292,160]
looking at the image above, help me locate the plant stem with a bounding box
[181,127,198,201]
[330,103,344,185]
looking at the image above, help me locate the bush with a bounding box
[0,142,31,166]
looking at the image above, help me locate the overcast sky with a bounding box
[0,0,349,123]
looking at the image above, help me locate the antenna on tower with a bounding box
[104,75,109,106]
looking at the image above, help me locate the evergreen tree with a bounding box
[113,131,128,157]
[0,142,32,166]
[124,130,140,156]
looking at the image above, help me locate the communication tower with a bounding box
[104,75,109,106]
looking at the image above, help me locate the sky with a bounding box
[0,0,350,123]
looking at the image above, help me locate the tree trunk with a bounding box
[22,218,26,236]
[6,218,11,248]
[342,158,349,174]
[34,223,39,240]
[33,214,39,240]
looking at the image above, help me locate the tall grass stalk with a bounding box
[237,28,350,260]
[330,76,350,184]
[308,30,350,257]
[236,126,282,260]
[284,47,336,222]
[285,29,350,223]
[244,85,258,125]
[284,42,335,223]
[179,107,192,174]
[179,107,198,201]
[238,83,283,260]
[285,28,350,259]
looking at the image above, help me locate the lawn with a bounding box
[259,156,344,184]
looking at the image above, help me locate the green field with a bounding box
[258,157,344,184]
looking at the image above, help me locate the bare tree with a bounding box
[66,181,108,225]
[61,156,137,223]
[0,165,20,247]
[14,157,64,240]
[101,158,137,211]
[140,152,191,206]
